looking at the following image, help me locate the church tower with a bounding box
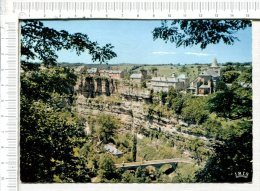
[210,58,221,76]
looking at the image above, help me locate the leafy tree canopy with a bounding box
[21,20,117,66]
[95,114,119,144]
[153,20,251,49]
[20,67,90,182]
[98,154,117,181]
[196,121,252,182]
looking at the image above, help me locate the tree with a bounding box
[121,171,136,183]
[222,71,240,83]
[215,80,228,92]
[21,20,117,66]
[207,89,234,118]
[134,167,151,183]
[132,134,137,162]
[141,81,147,88]
[98,154,117,180]
[20,19,118,182]
[20,67,90,182]
[208,81,252,119]
[150,67,158,76]
[181,97,209,124]
[196,121,252,182]
[167,87,186,115]
[159,91,167,105]
[153,20,251,49]
[95,114,119,143]
[231,82,252,119]
[202,119,222,139]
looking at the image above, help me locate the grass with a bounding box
[130,64,207,80]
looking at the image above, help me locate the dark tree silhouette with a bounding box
[21,20,117,66]
[207,89,234,118]
[153,20,251,49]
[196,121,252,183]
[132,134,137,162]
[20,20,117,182]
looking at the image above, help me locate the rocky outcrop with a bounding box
[75,95,211,146]
[76,95,174,129]
[75,75,118,98]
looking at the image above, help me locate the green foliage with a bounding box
[236,67,252,84]
[97,154,117,180]
[150,66,158,72]
[181,97,209,124]
[20,67,90,182]
[231,85,252,118]
[147,104,171,120]
[121,171,136,183]
[153,20,251,49]
[141,81,147,88]
[207,89,234,118]
[215,80,228,92]
[132,134,137,162]
[159,164,174,175]
[167,87,186,115]
[221,65,236,73]
[134,167,152,183]
[21,66,76,103]
[180,65,186,73]
[222,71,240,83]
[171,164,198,183]
[159,91,167,105]
[196,121,252,182]
[208,78,252,119]
[121,168,152,183]
[202,119,222,139]
[21,101,90,182]
[21,20,117,66]
[137,136,182,161]
[95,114,119,143]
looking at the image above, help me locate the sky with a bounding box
[43,20,252,65]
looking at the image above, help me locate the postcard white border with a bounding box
[1,0,260,191]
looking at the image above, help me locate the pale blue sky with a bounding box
[43,20,252,65]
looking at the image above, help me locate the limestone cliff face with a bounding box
[75,94,211,148]
[76,95,174,130]
[74,72,212,150]
[75,75,118,98]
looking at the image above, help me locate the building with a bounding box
[104,144,123,157]
[99,69,124,79]
[151,74,189,92]
[210,58,221,76]
[130,69,148,83]
[130,73,142,83]
[176,74,190,88]
[74,66,88,74]
[188,58,221,95]
[87,68,99,77]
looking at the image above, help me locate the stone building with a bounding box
[130,69,148,83]
[188,58,221,95]
[130,73,142,83]
[87,68,99,77]
[151,74,189,92]
[104,144,123,157]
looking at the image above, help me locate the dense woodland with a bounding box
[20,20,252,183]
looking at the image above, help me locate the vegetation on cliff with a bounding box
[20,20,252,183]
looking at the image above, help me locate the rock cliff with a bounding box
[75,75,118,98]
